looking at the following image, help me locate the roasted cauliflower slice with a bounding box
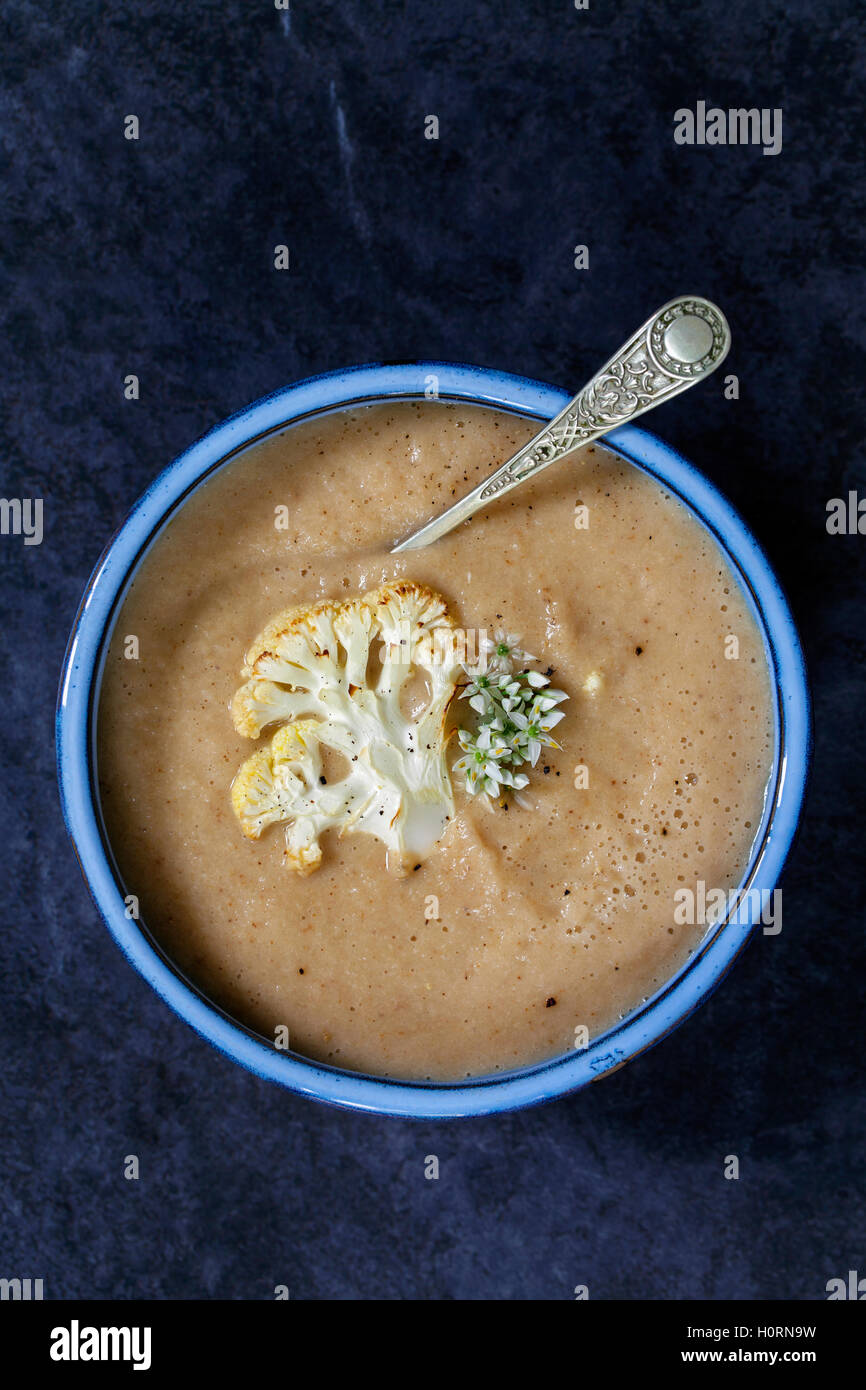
[230,582,466,875]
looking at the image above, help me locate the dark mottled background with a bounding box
[1,0,864,1301]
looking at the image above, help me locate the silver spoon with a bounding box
[392,295,731,553]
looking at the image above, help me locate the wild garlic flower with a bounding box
[453,728,509,797]
[460,669,497,716]
[489,630,536,674]
[452,631,568,804]
[509,703,566,766]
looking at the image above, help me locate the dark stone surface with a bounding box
[1,0,864,1300]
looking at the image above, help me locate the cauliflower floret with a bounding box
[230,582,464,875]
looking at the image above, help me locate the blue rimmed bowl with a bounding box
[56,363,810,1118]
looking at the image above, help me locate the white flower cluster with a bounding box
[452,630,568,804]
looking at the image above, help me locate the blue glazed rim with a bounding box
[56,362,811,1118]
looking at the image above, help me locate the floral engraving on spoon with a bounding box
[479,299,728,499]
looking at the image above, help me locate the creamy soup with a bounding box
[97,402,773,1080]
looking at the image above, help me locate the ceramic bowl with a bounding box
[57,363,810,1117]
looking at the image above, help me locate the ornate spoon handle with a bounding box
[392,296,731,552]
